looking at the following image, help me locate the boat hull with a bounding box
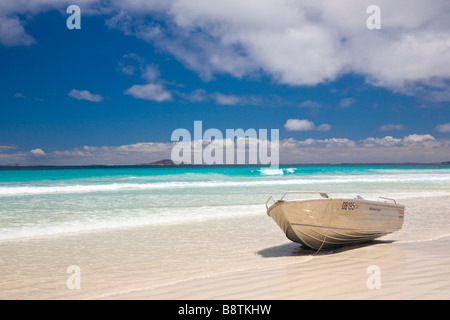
[267,198,404,250]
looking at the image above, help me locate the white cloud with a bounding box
[119,54,162,81]
[0,0,101,46]
[177,89,271,106]
[285,119,315,132]
[378,124,405,132]
[299,100,320,108]
[210,92,241,105]
[125,83,172,102]
[361,134,437,148]
[2,133,450,165]
[3,0,450,100]
[403,134,435,144]
[119,53,263,105]
[185,88,207,102]
[436,123,450,133]
[31,134,450,165]
[339,97,356,108]
[316,123,332,132]
[425,87,450,102]
[105,0,450,99]
[30,142,175,165]
[120,54,174,102]
[68,89,104,102]
[363,136,402,146]
[141,64,161,82]
[279,134,449,164]
[0,144,17,150]
[284,119,331,132]
[0,15,35,46]
[30,148,46,156]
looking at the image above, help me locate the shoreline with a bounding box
[1,206,450,300]
[1,194,449,244]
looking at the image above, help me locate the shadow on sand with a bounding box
[257,239,396,258]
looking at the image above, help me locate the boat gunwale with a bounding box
[267,197,405,213]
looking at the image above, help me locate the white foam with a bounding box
[258,167,298,175]
[1,173,449,196]
[0,204,265,241]
[258,168,284,175]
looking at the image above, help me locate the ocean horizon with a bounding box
[2,160,450,169]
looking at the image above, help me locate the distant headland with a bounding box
[1,159,450,170]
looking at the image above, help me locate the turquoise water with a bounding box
[1,165,449,240]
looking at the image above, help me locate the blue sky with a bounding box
[1,0,450,165]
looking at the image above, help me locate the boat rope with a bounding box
[314,235,327,255]
[314,205,335,255]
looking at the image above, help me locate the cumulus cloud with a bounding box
[184,88,208,102]
[284,119,331,132]
[210,92,242,105]
[30,148,46,156]
[403,134,436,144]
[299,100,321,108]
[33,142,174,165]
[279,134,449,164]
[436,123,450,133]
[0,15,35,46]
[141,64,161,83]
[339,98,356,108]
[285,119,314,131]
[3,133,448,165]
[316,124,332,132]
[125,83,172,102]
[119,53,260,105]
[3,0,450,100]
[177,88,280,106]
[108,0,450,99]
[68,89,104,102]
[120,53,173,102]
[119,54,161,81]
[361,134,437,148]
[110,0,450,98]
[0,0,101,46]
[378,124,406,132]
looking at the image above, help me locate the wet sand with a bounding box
[1,198,450,300]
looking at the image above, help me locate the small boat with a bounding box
[266,192,405,250]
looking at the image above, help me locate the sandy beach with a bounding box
[1,196,449,300]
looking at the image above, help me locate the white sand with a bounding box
[115,239,450,300]
[1,201,450,300]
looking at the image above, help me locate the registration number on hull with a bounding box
[341,201,357,210]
